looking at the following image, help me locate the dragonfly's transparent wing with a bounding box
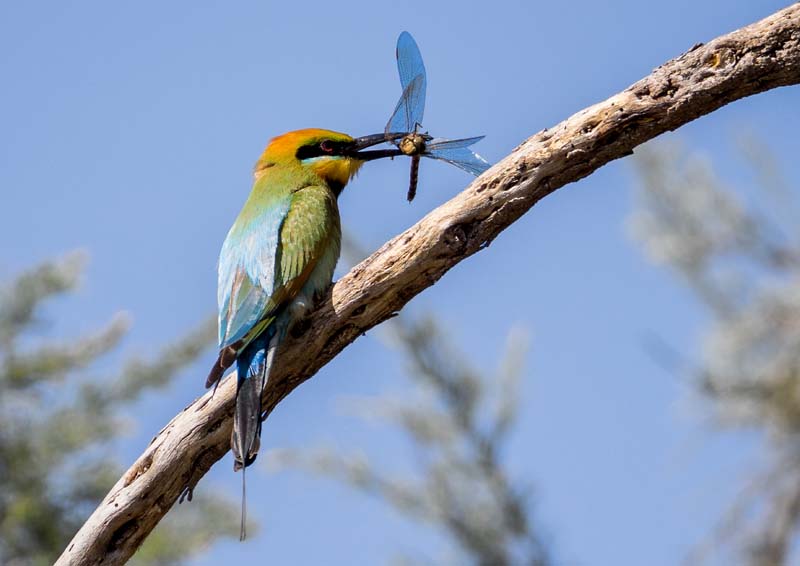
[423,137,491,176]
[385,32,426,138]
[385,74,426,136]
[426,136,485,150]
[396,32,426,97]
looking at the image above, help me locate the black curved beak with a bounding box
[347,132,405,161]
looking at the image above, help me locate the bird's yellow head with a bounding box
[254,128,403,194]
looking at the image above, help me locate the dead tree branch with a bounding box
[57,5,800,565]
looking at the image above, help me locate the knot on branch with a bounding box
[442,223,469,255]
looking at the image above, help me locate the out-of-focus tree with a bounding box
[0,252,238,566]
[630,138,800,566]
[269,238,551,566]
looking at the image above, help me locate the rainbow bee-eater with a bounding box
[206,128,401,539]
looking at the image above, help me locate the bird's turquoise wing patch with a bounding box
[217,192,292,349]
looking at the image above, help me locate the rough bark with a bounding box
[57,5,800,565]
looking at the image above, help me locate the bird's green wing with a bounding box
[217,182,340,351]
[217,174,290,349]
[277,184,341,291]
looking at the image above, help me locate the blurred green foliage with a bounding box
[0,252,238,566]
[631,138,800,566]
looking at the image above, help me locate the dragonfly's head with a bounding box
[254,128,402,193]
[399,133,430,156]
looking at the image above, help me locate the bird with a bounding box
[205,128,401,540]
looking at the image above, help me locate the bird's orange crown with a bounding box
[254,128,365,190]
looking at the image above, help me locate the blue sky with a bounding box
[1,1,798,564]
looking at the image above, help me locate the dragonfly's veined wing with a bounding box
[423,136,491,176]
[385,74,425,136]
[386,32,427,136]
[396,31,426,99]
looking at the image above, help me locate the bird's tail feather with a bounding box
[232,323,282,541]
[232,332,271,471]
[240,465,247,541]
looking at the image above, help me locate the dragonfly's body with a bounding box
[399,131,427,200]
[407,156,420,201]
[384,32,490,199]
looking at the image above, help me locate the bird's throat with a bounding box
[309,157,363,195]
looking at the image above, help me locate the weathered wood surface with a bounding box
[57,5,800,564]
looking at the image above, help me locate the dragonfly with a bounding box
[385,31,490,202]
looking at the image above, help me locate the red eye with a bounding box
[320,140,334,153]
